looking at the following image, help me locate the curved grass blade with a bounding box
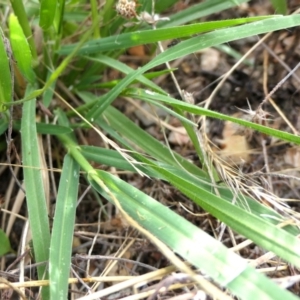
[89,170,299,300]
[58,16,273,55]
[73,91,207,179]
[80,146,159,178]
[94,107,300,239]
[101,106,209,179]
[83,54,167,94]
[97,106,300,240]
[80,145,298,235]
[126,88,300,145]
[86,15,300,120]
[148,163,300,268]
[57,125,300,300]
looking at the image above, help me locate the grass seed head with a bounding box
[115,0,138,19]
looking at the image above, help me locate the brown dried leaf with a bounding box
[168,127,190,146]
[217,119,250,163]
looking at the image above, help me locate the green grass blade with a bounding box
[0,117,8,135]
[39,0,57,30]
[100,106,209,179]
[96,101,300,263]
[83,54,167,94]
[154,0,179,13]
[228,267,298,300]
[13,16,100,104]
[149,164,300,267]
[89,170,299,300]
[80,144,298,234]
[158,0,250,27]
[21,86,50,299]
[57,110,300,299]
[90,0,100,38]
[58,16,274,55]
[95,105,300,240]
[53,0,65,33]
[80,146,160,178]
[49,154,80,300]
[269,0,287,14]
[0,229,12,256]
[75,91,202,175]
[126,88,300,145]
[145,15,300,70]
[9,0,37,60]
[86,15,300,119]
[0,27,12,112]
[9,14,36,83]
[13,121,73,135]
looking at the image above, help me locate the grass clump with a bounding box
[1,0,300,299]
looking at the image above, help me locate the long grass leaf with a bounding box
[58,16,274,55]
[79,145,298,235]
[86,15,300,119]
[89,170,299,300]
[149,164,300,268]
[49,154,80,300]
[127,88,300,145]
[21,86,50,299]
